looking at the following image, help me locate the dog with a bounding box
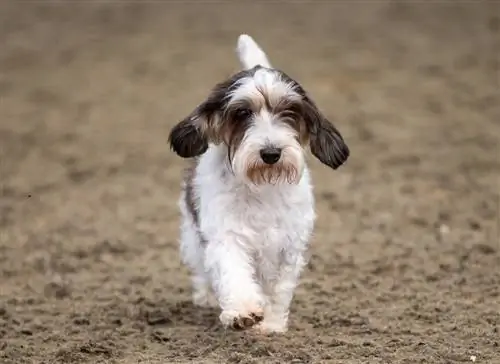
[168,34,349,333]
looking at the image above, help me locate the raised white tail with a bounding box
[236,34,272,70]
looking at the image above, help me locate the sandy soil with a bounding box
[1,1,499,363]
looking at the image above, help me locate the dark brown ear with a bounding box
[303,97,349,169]
[169,67,260,158]
[168,113,208,158]
[168,84,227,158]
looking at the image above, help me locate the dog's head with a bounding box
[169,34,349,185]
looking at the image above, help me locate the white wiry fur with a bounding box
[237,34,272,69]
[170,34,349,333]
[179,147,315,333]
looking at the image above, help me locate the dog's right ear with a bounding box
[169,67,253,158]
[169,82,228,158]
[168,111,209,158]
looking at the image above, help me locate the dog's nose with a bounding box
[259,147,282,165]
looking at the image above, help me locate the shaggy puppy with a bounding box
[168,34,349,333]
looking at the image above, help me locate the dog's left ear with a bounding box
[303,96,350,170]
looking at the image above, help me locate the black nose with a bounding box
[259,147,282,165]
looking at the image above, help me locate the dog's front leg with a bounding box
[204,238,264,330]
[257,254,306,333]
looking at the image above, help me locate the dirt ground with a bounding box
[1,1,499,363]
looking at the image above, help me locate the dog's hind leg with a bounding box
[178,189,217,308]
[191,267,217,308]
[179,225,217,307]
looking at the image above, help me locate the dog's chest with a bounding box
[195,156,315,251]
[231,183,315,252]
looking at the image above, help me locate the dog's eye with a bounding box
[234,108,253,121]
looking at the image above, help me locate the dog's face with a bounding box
[169,65,349,185]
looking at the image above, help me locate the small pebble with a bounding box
[439,224,450,235]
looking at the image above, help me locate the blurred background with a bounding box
[0,1,498,363]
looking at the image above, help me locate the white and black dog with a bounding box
[168,34,349,333]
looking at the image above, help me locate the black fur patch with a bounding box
[168,118,208,158]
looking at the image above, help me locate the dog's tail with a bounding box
[236,34,272,70]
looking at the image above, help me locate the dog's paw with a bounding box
[219,308,264,330]
[252,320,288,334]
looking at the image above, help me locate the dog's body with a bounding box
[179,146,315,333]
[169,35,349,333]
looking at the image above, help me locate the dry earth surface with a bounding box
[1,1,499,363]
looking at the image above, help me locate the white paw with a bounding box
[253,319,288,334]
[219,306,264,330]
